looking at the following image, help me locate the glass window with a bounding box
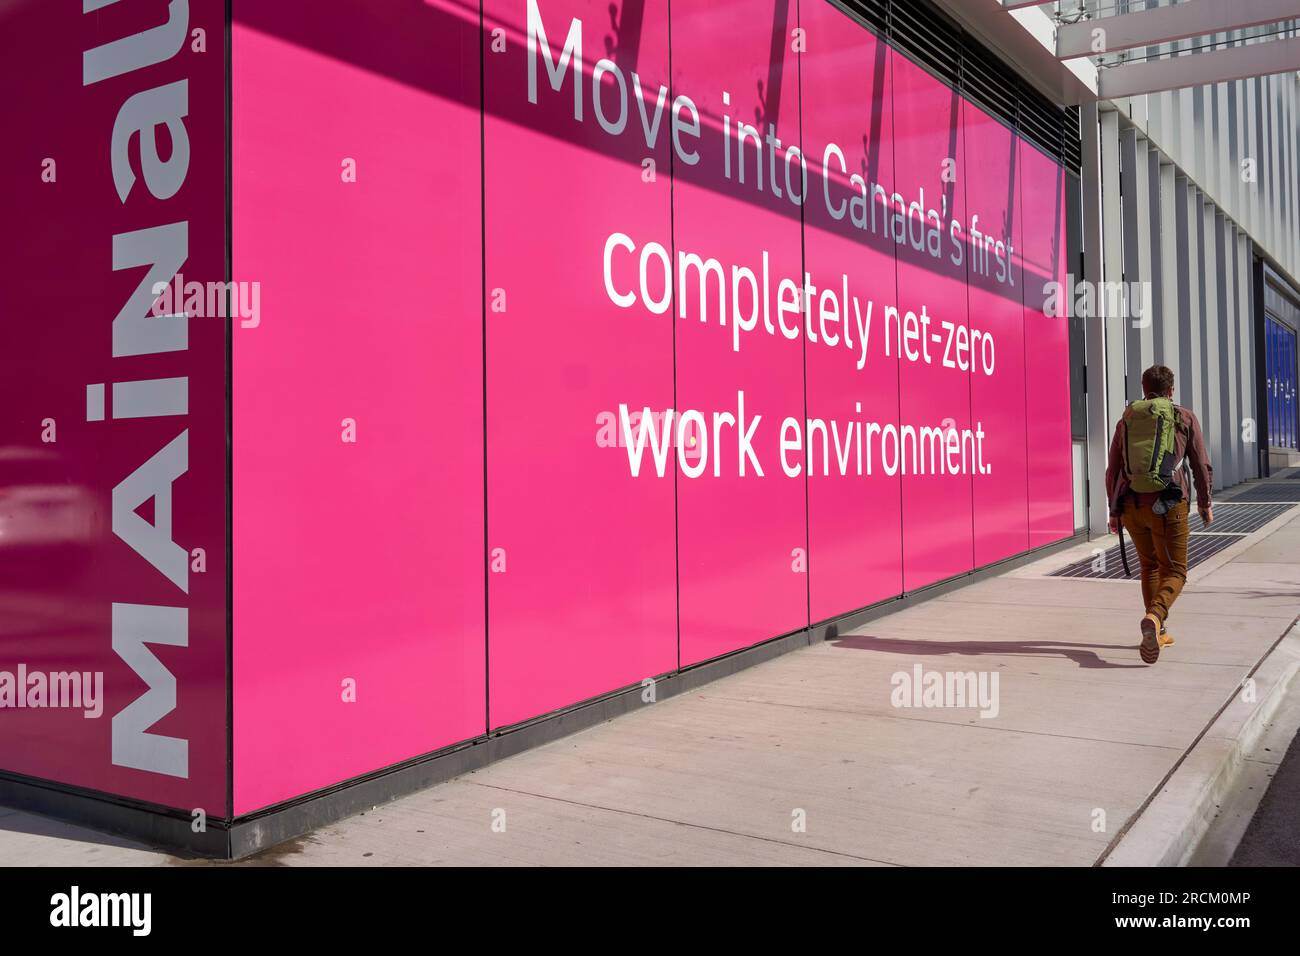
[1266,315,1299,450]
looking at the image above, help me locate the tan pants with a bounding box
[1121,498,1190,623]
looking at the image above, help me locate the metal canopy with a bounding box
[1098,33,1300,98]
[1057,0,1300,60]
[991,0,1300,98]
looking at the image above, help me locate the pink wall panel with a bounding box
[1020,140,1075,546]
[890,54,975,591]
[483,0,677,727]
[0,0,227,812]
[965,107,1030,567]
[231,1,485,814]
[672,0,809,665]
[801,4,902,623]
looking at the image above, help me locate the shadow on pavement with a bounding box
[831,634,1149,670]
[0,805,156,853]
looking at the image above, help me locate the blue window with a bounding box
[1267,316,1298,450]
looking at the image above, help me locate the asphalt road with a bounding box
[1231,724,1300,866]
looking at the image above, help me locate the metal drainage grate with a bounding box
[1224,483,1300,503]
[1199,502,1294,534]
[1050,533,1246,580]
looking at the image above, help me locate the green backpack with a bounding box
[1123,397,1180,493]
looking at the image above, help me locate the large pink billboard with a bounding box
[1,0,1074,824]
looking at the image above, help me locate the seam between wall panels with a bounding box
[668,0,680,674]
[225,0,234,824]
[797,0,810,639]
[480,0,490,734]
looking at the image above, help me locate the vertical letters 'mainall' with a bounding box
[84,0,194,781]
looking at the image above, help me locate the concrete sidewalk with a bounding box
[7,488,1300,866]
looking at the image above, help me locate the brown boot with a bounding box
[1140,613,1161,664]
[1158,624,1175,648]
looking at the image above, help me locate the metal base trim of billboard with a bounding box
[0,771,229,859]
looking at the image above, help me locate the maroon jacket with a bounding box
[1105,402,1213,515]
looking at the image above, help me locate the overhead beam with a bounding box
[1097,35,1300,99]
[930,0,1099,102]
[1003,0,1055,9]
[1058,0,1300,60]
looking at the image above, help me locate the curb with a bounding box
[1101,622,1300,867]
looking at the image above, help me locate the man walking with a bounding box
[1105,365,1214,664]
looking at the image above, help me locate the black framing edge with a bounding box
[5,530,1084,860]
[827,0,886,39]
[1254,253,1270,479]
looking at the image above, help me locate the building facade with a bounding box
[0,0,1297,856]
